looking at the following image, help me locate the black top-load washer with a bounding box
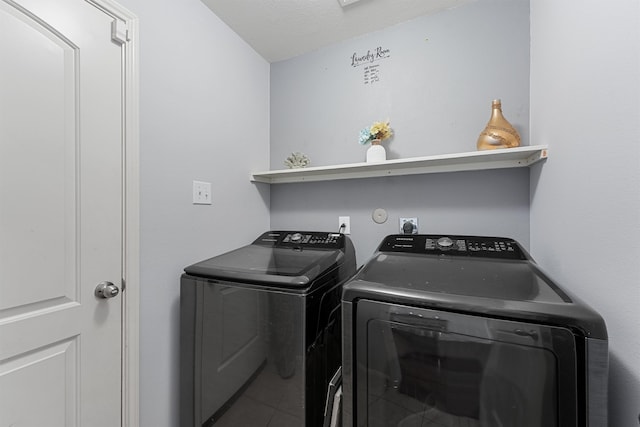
[341,234,608,427]
[180,230,356,427]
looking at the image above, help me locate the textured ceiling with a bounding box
[201,0,474,63]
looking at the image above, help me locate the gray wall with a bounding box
[530,0,640,425]
[117,0,270,426]
[271,0,530,168]
[270,0,531,264]
[270,168,531,266]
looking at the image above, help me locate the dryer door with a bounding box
[352,300,580,427]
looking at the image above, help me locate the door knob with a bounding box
[95,281,120,299]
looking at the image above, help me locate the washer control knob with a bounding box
[437,237,454,249]
[290,233,303,243]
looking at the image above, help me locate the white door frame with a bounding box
[87,1,139,425]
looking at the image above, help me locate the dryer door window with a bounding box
[353,300,579,427]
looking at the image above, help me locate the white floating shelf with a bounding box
[251,145,548,185]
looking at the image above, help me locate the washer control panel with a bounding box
[380,234,526,260]
[253,231,345,249]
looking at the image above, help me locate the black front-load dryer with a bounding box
[180,231,356,427]
[341,234,608,427]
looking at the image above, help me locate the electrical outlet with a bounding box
[193,180,212,205]
[399,217,418,234]
[339,216,351,234]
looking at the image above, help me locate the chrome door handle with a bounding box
[95,281,120,299]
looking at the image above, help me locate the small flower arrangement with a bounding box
[284,152,310,169]
[359,120,393,145]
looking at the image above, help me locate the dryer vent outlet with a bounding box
[399,217,418,234]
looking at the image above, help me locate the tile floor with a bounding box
[211,363,480,427]
[213,361,304,427]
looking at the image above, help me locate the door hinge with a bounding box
[111,19,129,44]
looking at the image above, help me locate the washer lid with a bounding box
[184,244,344,287]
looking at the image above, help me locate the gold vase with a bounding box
[476,99,521,150]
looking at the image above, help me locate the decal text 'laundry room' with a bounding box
[350,46,391,85]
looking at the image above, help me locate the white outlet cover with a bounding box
[399,217,418,234]
[339,216,351,234]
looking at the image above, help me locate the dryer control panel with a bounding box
[379,234,526,260]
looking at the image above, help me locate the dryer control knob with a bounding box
[437,237,454,249]
[290,233,303,243]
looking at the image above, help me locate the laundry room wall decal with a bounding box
[350,45,391,85]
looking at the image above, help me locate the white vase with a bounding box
[366,140,386,163]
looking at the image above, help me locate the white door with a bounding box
[0,0,128,425]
